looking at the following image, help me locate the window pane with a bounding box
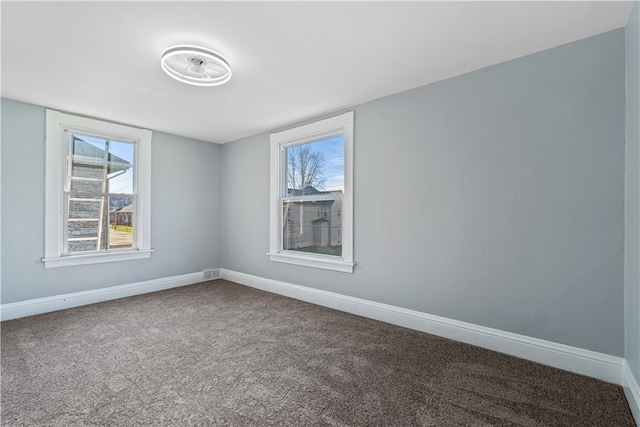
[286,135,344,196]
[282,199,342,257]
[66,134,134,195]
[67,195,103,252]
[109,198,134,249]
[66,195,134,253]
[107,140,134,195]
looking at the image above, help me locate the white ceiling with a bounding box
[1,1,634,144]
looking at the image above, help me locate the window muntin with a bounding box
[44,110,152,268]
[269,111,354,273]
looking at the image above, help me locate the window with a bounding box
[269,111,354,273]
[43,110,152,268]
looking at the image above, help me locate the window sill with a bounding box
[268,251,354,273]
[42,249,153,269]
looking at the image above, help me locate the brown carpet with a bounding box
[1,280,635,426]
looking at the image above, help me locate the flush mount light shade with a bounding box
[160,45,231,87]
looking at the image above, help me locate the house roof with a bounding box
[288,186,322,197]
[72,137,131,173]
[287,186,342,197]
[286,187,337,206]
[119,204,134,213]
[110,203,133,214]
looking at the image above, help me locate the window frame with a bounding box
[43,110,152,268]
[268,111,354,273]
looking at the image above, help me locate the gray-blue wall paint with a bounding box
[0,28,629,359]
[0,98,222,304]
[625,1,640,384]
[221,29,626,356]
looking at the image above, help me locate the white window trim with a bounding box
[43,110,152,268]
[268,111,354,273]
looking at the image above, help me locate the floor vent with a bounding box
[202,269,219,281]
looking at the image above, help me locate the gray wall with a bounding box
[625,1,640,384]
[0,27,629,360]
[221,29,626,356]
[1,98,221,304]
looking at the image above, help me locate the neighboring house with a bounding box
[110,203,133,227]
[284,186,342,252]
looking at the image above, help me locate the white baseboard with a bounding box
[0,271,206,321]
[623,360,640,424]
[220,268,624,385]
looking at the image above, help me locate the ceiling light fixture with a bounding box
[160,45,231,87]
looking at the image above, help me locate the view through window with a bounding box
[283,136,344,257]
[64,133,136,253]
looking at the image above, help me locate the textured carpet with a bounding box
[1,280,635,426]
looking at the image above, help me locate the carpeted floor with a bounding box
[1,280,635,426]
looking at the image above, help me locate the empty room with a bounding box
[1,1,639,425]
